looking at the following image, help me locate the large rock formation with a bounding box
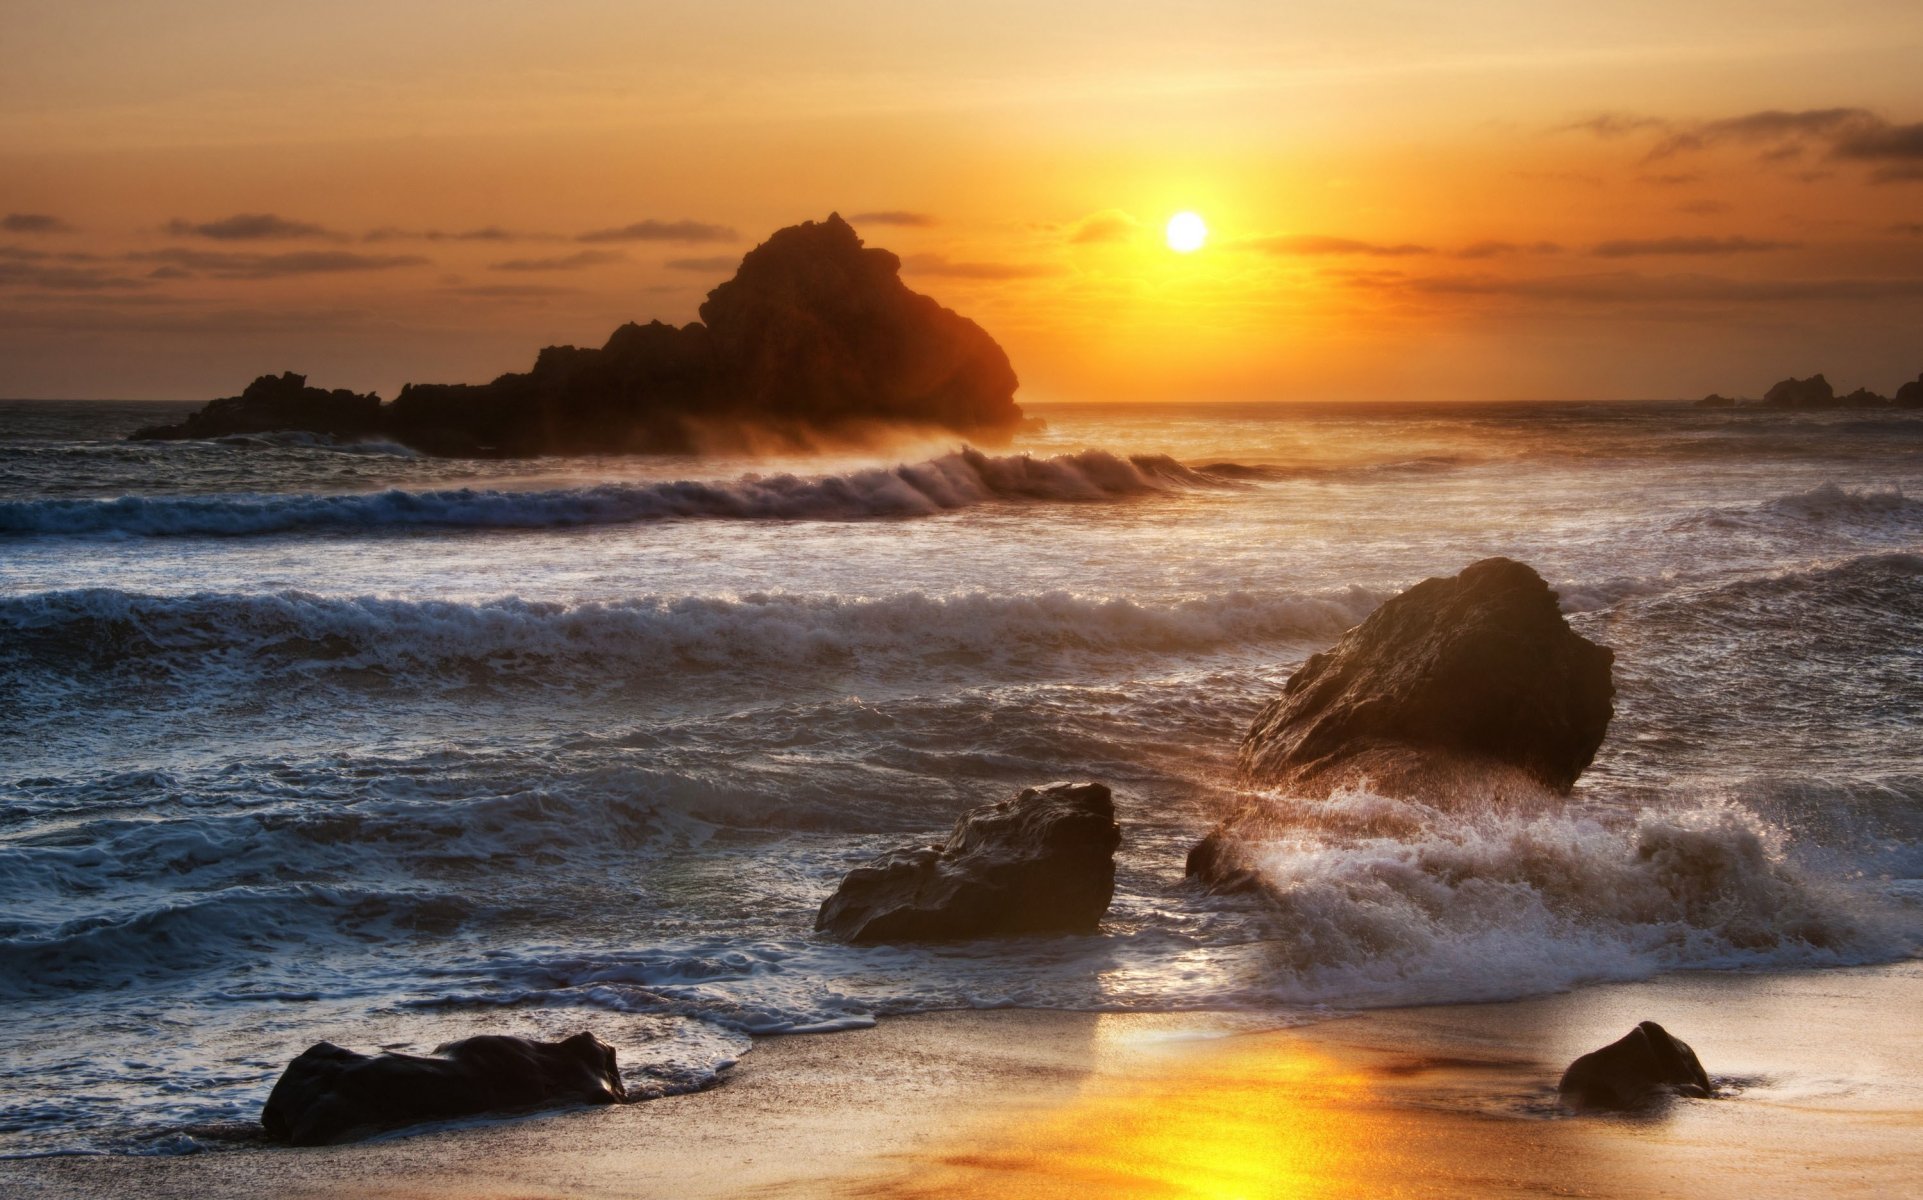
[134,215,1023,455]
[1558,1021,1713,1111]
[1761,374,1834,408]
[1897,373,1923,408]
[816,782,1121,943]
[261,1032,627,1145]
[1189,558,1614,888]
[134,372,382,441]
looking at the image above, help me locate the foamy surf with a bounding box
[0,447,1244,537]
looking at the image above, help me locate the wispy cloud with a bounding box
[664,256,739,272]
[1570,107,1923,184]
[365,226,558,243]
[130,248,429,278]
[1400,271,1923,304]
[1455,240,1562,259]
[846,211,937,227]
[2,213,73,234]
[1244,235,1433,257]
[576,219,737,244]
[488,250,625,272]
[1066,210,1140,245]
[901,253,1064,280]
[1590,236,1796,258]
[165,213,345,241]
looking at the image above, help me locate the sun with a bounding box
[1165,211,1208,253]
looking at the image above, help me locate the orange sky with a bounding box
[3,0,1921,402]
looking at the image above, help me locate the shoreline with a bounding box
[6,960,1918,1199]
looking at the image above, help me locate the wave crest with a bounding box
[0,448,1241,537]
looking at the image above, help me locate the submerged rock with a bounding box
[262,1032,627,1145]
[132,372,381,441]
[1190,558,1614,888]
[1762,373,1835,408]
[816,781,1121,943]
[134,215,1023,456]
[1558,1021,1713,1111]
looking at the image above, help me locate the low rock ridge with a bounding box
[262,1032,628,1145]
[816,781,1121,943]
[133,214,1024,456]
[1700,370,1923,409]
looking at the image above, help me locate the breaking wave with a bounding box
[0,448,1242,537]
[0,585,1382,691]
[1229,788,1912,1007]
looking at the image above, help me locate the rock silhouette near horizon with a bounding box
[133,215,1023,455]
[261,1032,628,1145]
[1188,558,1615,889]
[816,782,1121,943]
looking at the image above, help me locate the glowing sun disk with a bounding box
[1166,211,1208,253]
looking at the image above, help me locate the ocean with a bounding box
[1,398,1918,1157]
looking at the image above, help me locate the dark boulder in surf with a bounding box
[261,1032,627,1145]
[1558,1021,1713,1111]
[1189,558,1614,888]
[816,781,1121,943]
[132,215,1023,456]
[1896,373,1923,408]
[1762,373,1835,408]
[132,372,382,442]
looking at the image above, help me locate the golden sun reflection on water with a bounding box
[871,1030,1463,1200]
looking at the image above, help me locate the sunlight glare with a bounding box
[1166,211,1208,253]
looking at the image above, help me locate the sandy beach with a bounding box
[7,961,1917,1199]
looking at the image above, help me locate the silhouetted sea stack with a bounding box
[261,1032,628,1145]
[1898,374,1923,408]
[1693,393,1736,408]
[1558,1021,1713,1111]
[133,214,1023,455]
[1763,373,1834,408]
[1189,558,1614,889]
[816,782,1121,943]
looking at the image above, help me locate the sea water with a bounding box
[1,398,1918,1155]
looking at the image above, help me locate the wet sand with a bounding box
[6,962,1918,1199]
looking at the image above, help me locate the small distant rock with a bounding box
[132,372,381,441]
[262,1032,627,1145]
[1693,393,1736,408]
[1558,1021,1713,1111]
[815,781,1121,943]
[1762,373,1835,408]
[1838,387,1891,407]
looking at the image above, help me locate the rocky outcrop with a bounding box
[1693,393,1736,408]
[131,215,1023,456]
[1897,374,1923,408]
[1189,559,1614,888]
[1558,1021,1713,1111]
[132,372,381,441]
[1762,374,1834,408]
[261,1032,627,1145]
[1838,387,1890,407]
[816,782,1121,943]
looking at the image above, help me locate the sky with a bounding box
[2,0,1921,403]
